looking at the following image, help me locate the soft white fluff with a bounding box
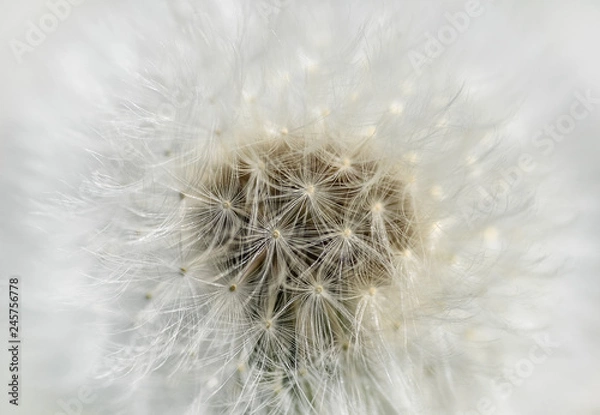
[2,1,600,415]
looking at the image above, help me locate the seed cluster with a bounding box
[181,136,417,399]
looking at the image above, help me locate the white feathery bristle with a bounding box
[2,0,600,414]
[69,2,554,413]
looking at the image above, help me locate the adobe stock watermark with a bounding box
[8,0,85,64]
[408,0,494,75]
[257,0,291,21]
[531,89,600,156]
[54,384,104,415]
[52,348,128,415]
[156,85,205,121]
[462,89,600,228]
[147,84,211,157]
[459,333,561,415]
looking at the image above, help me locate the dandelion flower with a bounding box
[9,0,592,414]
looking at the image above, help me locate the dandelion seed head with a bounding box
[76,2,558,413]
[163,133,421,411]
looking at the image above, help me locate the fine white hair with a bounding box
[1,1,599,414]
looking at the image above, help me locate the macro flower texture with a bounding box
[5,0,597,414]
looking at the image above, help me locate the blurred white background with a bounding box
[1,1,599,414]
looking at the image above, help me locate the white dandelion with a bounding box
[4,0,600,415]
[65,2,554,413]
